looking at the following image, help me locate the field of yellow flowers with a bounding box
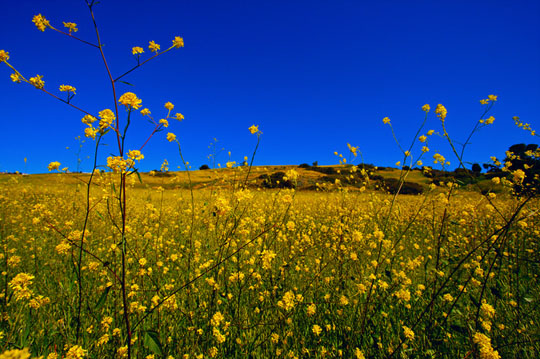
[0,168,538,359]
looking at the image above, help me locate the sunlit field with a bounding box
[0,167,539,358]
[1,2,540,358]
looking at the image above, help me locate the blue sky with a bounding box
[1,0,539,173]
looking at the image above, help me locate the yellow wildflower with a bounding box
[81,114,97,125]
[63,22,78,33]
[488,94,497,102]
[249,125,259,134]
[149,40,160,53]
[98,109,116,130]
[159,119,169,128]
[10,73,21,83]
[32,14,50,32]
[167,132,177,142]
[132,47,144,55]
[175,113,184,121]
[402,326,414,341]
[118,92,142,110]
[48,161,61,171]
[164,102,174,110]
[0,50,9,63]
[64,345,86,359]
[382,117,390,124]
[435,104,447,120]
[173,36,184,48]
[59,85,76,94]
[312,324,322,336]
[419,135,427,142]
[422,104,430,112]
[29,75,45,89]
[0,348,31,359]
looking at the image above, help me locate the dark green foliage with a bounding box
[259,172,295,188]
[199,164,210,170]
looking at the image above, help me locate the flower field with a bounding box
[0,168,538,358]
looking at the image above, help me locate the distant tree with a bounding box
[199,164,210,170]
[504,143,540,196]
[471,163,482,175]
[312,161,318,167]
[298,163,310,168]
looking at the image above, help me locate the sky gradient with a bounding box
[1,0,539,173]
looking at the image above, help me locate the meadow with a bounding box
[0,165,539,358]
[1,4,539,359]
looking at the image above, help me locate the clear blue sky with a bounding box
[1,0,539,173]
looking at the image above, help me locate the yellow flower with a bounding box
[84,126,98,140]
[480,99,489,105]
[149,40,161,53]
[422,104,430,112]
[29,75,45,89]
[307,303,316,316]
[484,116,495,125]
[402,326,414,341]
[435,104,447,120]
[48,161,61,171]
[59,85,76,94]
[173,36,184,48]
[64,345,86,359]
[312,324,322,336]
[167,132,177,142]
[140,108,151,116]
[175,113,184,121]
[488,94,497,102]
[382,117,390,124]
[473,333,500,359]
[98,109,116,130]
[0,348,31,359]
[159,119,169,128]
[0,50,9,63]
[63,22,78,33]
[164,102,174,110]
[127,150,144,161]
[32,14,50,32]
[118,92,142,110]
[10,73,21,83]
[427,130,434,135]
[418,135,427,142]
[81,114,97,125]
[249,125,259,134]
[132,46,144,55]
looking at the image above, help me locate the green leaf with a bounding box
[95,286,111,311]
[144,330,163,356]
[136,170,143,184]
[117,80,135,87]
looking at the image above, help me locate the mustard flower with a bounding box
[402,326,415,341]
[473,333,500,359]
[32,14,50,32]
[354,348,365,359]
[59,85,76,94]
[98,109,115,130]
[159,119,169,128]
[249,125,259,134]
[422,104,430,112]
[140,108,151,116]
[149,40,160,53]
[312,324,322,336]
[435,104,447,120]
[48,161,61,171]
[419,135,427,142]
[167,132,177,142]
[173,36,184,48]
[164,102,174,110]
[480,99,489,105]
[64,345,86,359]
[427,130,434,135]
[118,92,142,110]
[63,22,78,33]
[0,348,31,359]
[132,46,144,55]
[175,113,184,121]
[127,150,144,161]
[29,74,45,89]
[10,73,21,83]
[0,50,9,63]
[81,114,97,125]
[382,117,390,124]
[84,126,98,140]
[488,94,497,102]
